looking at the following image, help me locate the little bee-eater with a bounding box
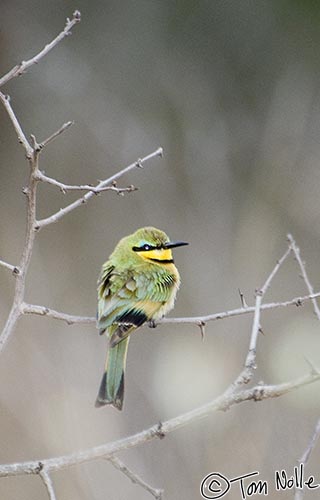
[95,227,188,410]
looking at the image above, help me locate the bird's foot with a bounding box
[147,319,157,329]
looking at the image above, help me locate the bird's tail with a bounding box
[95,336,129,410]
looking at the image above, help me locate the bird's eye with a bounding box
[132,243,154,252]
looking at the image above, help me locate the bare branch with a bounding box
[22,291,320,327]
[39,121,74,150]
[109,456,163,500]
[0,145,39,354]
[0,11,81,88]
[0,92,32,155]
[226,245,292,391]
[22,303,94,325]
[36,147,163,229]
[286,235,320,500]
[246,246,292,367]
[299,417,320,465]
[288,233,320,320]
[39,468,57,500]
[0,259,19,274]
[161,292,320,325]
[0,369,318,478]
[238,288,248,308]
[36,171,138,195]
[294,417,320,500]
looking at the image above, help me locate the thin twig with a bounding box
[0,259,19,274]
[288,233,320,320]
[238,288,248,308]
[0,370,318,478]
[161,292,320,324]
[39,468,57,500]
[247,246,292,367]
[0,92,32,155]
[288,234,320,500]
[36,171,138,195]
[0,11,81,88]
[229,246,292,390]
[22,291,320,327]
[294,417,320,500]
[0,134,39,354]
[39,121,74,150]
[109,456,163,500]
[22,303,94,325]
[299,417,320,465]
[0,13,83,356]
[36,147,163,229]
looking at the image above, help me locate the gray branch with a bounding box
[0,11,81,88]
[0,370,319,478]
[109,456,163,500]
[288,233,320,319]
[21,291,320,328]
[35,147,163,229]
[39,468,57,500]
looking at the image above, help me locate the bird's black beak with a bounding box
[164,241,189,249]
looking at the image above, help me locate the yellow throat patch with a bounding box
[139,248,173,263]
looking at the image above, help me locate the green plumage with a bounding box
[95,227,188,410]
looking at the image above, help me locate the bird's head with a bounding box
[114,227,188,265]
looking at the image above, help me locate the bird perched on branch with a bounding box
[95,227,188,410]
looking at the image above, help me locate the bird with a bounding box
[95,227,188,410]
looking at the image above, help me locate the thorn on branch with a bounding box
[304,357,319,377]
[238,288,248,308]
[198,321,206,340]
[35,461,44,474]
[155,422,166,440]
[12,266,20,276]
[30,134,36,147]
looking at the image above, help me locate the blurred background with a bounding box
[1,1,320,498]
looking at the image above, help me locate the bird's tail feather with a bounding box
[95,337,129,410]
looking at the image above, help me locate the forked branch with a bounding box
[0,11,81,88]
[0,369,319,479]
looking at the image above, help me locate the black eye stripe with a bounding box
[132,244,161,252]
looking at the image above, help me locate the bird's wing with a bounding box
[97,262,133,330]
[97,264,176,345]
